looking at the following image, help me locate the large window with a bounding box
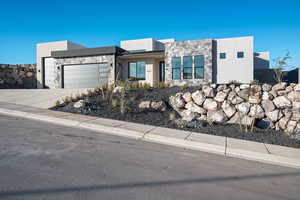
[128,61,145,80]
[183,56,193,79]
[172,57,181,80]
[194,55,204,79]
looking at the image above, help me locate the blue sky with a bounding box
[0,0,299,69]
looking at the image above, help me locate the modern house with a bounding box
[36,36,269,89]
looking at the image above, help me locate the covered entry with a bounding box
[63,63,109,89]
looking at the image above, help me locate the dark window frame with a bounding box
[220,53,226,59]
[128,61,146,81]
[194,55,205,79]
[172,57,181,80]
[237,51,244,58]
[183,56,193,79]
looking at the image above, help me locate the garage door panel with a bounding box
[63,63,109,89]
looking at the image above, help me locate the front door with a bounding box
[159,61,165,82]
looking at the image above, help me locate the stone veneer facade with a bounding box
[164,39,213,86]
[54,55,115,88]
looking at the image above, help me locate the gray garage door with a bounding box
[44,58,56,88]
[63,63,109,89]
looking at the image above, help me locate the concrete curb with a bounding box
[0,107,300,170]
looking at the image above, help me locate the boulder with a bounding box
[240,84,250,90]
[185,102,206,114]
[285,86,294,93]
[182,92,192,103]
[251,85,262,93]
[272,82,287,91]
[207,110,228,123]
[138,101,151,109]
[287,91,300,102]
[261,100,275,112]
[291,111,300,121]
[228,91,244,104]
[203,98,218,111]
[113,86,124,93]
[150,101,167,111]
[236,102,251,114]
[217,84,227,91]
[240,115,254,126]
[262,83,272,92]
[269,90,278,98]
[180,110,197,121]
[221,100,236,118]
[282,109,293,120]
[234,87,240,93]
[73,100,85,109]
[249,105,265,119]
[227,112,240,124]
[169,94,185,109]
[262,92,273,100]
[238,89,250,100]
[278,117,289,130]
[273,96,292,108]
[202,85,215,97]
[292,102,300,110]
[248,95,261,104]
[214,91,228,102]
[229,84,236,90]
[294,83,300,91]
[210,83,217,89]
[277,90,288,96]
[266,109,283,122]
[191,90,205,106]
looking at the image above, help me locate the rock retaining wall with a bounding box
[169,82,300,133]
[0,64,37,88]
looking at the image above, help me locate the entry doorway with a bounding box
[159,61,165,82]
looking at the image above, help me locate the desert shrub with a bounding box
[54,100,61,107]
[111,98,119,107]
[180,84,189,90]
[158,82,170,88]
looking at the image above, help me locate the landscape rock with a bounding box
[261,100,275,112]
[182,92,192,103]
[285,86,294,93]
[185,102,206,114]
[287,91,300,102]
[207,110,227,123]
[266,109,282,122]
[277,90,288,96]
[273,96,292,108]
[262,92,273,100]
[214,91,228,102]
[151,101,167,111]
[293,83,300,91]
[262,83,272,92]
[202,85,215,97]
[240,115,254,126]
[238,89,250,100]
[248,95,261,104]
[272,82,287,91]
[138,101,151,109]
[169,94,185,109]
[113,86,124,93]
[221,100,236,118]
[191,90,205,106]
[292,102,300,110]
[251,84,262,93]
[269,90,278,98]
[236,102,251,114]
[240,84,250,90]
[228,91,244,104]
[249,104,265,119]
[203,98,218,111]
[180,110,197,121]
[217,84,227,91]
[278,117,289,130]
[73,100,85,109]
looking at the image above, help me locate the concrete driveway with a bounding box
[0,89,88,109]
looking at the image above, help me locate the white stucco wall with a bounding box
[36,40,85,88]
[120,38,155,51]
[216,36,254,83]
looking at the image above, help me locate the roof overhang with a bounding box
[119,50,165,59]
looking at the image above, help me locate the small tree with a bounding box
[273,52,291,83]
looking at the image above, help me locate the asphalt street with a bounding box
[0,114,300,200]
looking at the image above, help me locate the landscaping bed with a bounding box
[52,85,300,149]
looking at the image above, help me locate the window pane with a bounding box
[183,56,192,67]
[220,53,226,59]
[194,55,204,67]
[237,52,244,58]
[183,67,192,79]
[172,57,181,68]
[195,67,204,79]
[172,68,181,79]
[136,61,145,79]
[129,62,136,78]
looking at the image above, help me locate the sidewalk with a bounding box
[0,102,299,170]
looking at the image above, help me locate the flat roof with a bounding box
[119,50,165,59]
[51,46,125,58]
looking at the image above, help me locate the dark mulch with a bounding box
[52,87,300,149]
